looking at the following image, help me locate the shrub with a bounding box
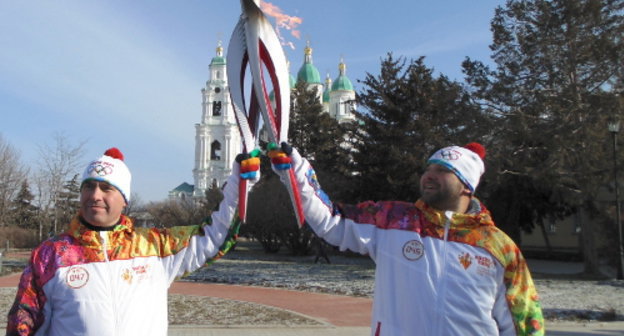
[0,227,39,249]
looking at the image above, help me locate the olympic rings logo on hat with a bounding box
[88,164,113,176]
[440,149,462,161]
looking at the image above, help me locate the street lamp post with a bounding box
[608,120,624,280]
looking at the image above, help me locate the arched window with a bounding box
[212,101,222,116]
[211,141,222,160]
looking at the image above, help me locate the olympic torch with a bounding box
[227,0,305,226]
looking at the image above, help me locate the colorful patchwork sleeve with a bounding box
[503,252,544,335]
[6,266,48,336]
[486,233,544,336]
[205,214,242,265]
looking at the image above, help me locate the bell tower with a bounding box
[192,42,241,198]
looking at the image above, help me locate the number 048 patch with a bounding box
[66,266,90,289]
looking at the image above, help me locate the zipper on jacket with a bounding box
[434,212,453,335]
[101,232,120,335]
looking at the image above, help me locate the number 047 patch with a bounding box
[402,240,425,261]
[66,266,90,289]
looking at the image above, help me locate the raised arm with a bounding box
[159,155,260,282]
[270,144,380,259]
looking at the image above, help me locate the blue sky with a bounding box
[1,0,505,203]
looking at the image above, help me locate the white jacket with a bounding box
[282,149,544,336]
[7,172,242,336]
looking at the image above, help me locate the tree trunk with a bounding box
[579,207,601,275]
[538,217,553,255]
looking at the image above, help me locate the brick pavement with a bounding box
[169,281,372,327]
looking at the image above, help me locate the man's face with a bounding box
[80,180,126,227]
[419,163,470,211]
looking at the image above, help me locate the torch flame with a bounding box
[259,1,303,49]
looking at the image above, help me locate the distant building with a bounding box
[168,182,195,200]
[169,41,356,200]
[192,42,241,199]
[521,184,616,262]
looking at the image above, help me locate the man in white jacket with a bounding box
[270,142,544,336]
[7,147,259,336]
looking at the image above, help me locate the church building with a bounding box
[169,41,356,200]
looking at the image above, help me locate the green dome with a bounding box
[297,63,322,84]
[211,44,226,66]
[323,86,330,103]
[290,74,296,88]
[331,75,353,91]
[210,56,226,66]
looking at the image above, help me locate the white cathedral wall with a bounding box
[329,90,356,123]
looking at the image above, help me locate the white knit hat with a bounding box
[427,142,486,193]
[81,148,131,202]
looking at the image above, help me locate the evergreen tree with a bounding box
[56,174,81,229]
[289,81,355,201]
[354,54,490,202]
[10,180,38,230]
[202,179,223,215]
[246,174,296,253]
[462,0,624,273]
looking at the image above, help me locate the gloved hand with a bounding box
[235,148,261,183]
[267,142,293,170]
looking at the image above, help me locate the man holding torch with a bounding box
[270,142,544,336]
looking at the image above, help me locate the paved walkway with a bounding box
[169,281,372,327]
[1,272,623,335]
